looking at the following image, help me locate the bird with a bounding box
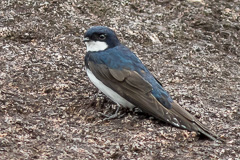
[83,26,221,142]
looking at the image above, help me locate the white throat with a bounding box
[85,41,108,52]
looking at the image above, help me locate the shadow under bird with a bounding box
[83,26,221,142]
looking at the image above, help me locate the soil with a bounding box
[0,0,239,159]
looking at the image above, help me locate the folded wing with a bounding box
[88,61,220,142]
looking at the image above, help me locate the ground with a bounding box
[0,0,239,159]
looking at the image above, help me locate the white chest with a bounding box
[86,69,135,109]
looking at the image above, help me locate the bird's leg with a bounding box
[132,107,142,113]
[89,89,101,107]
[100,104,125,120]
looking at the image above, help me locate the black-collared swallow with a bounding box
[83,26,220,141]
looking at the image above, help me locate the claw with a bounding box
[100,104,125,120]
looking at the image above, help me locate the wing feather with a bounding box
[87,61,220,142]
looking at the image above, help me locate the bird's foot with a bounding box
[100,104,125,120]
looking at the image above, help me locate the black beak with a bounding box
[83,37,90,42]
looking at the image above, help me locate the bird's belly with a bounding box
[86,69,135,109]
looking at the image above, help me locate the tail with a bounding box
[163,101,223,142]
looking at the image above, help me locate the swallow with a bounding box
[83,26,220,141]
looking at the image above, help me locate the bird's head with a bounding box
[83,26,120,52]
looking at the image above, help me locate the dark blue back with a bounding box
[85,44,173,109]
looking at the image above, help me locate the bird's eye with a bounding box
[99,34,106,40]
